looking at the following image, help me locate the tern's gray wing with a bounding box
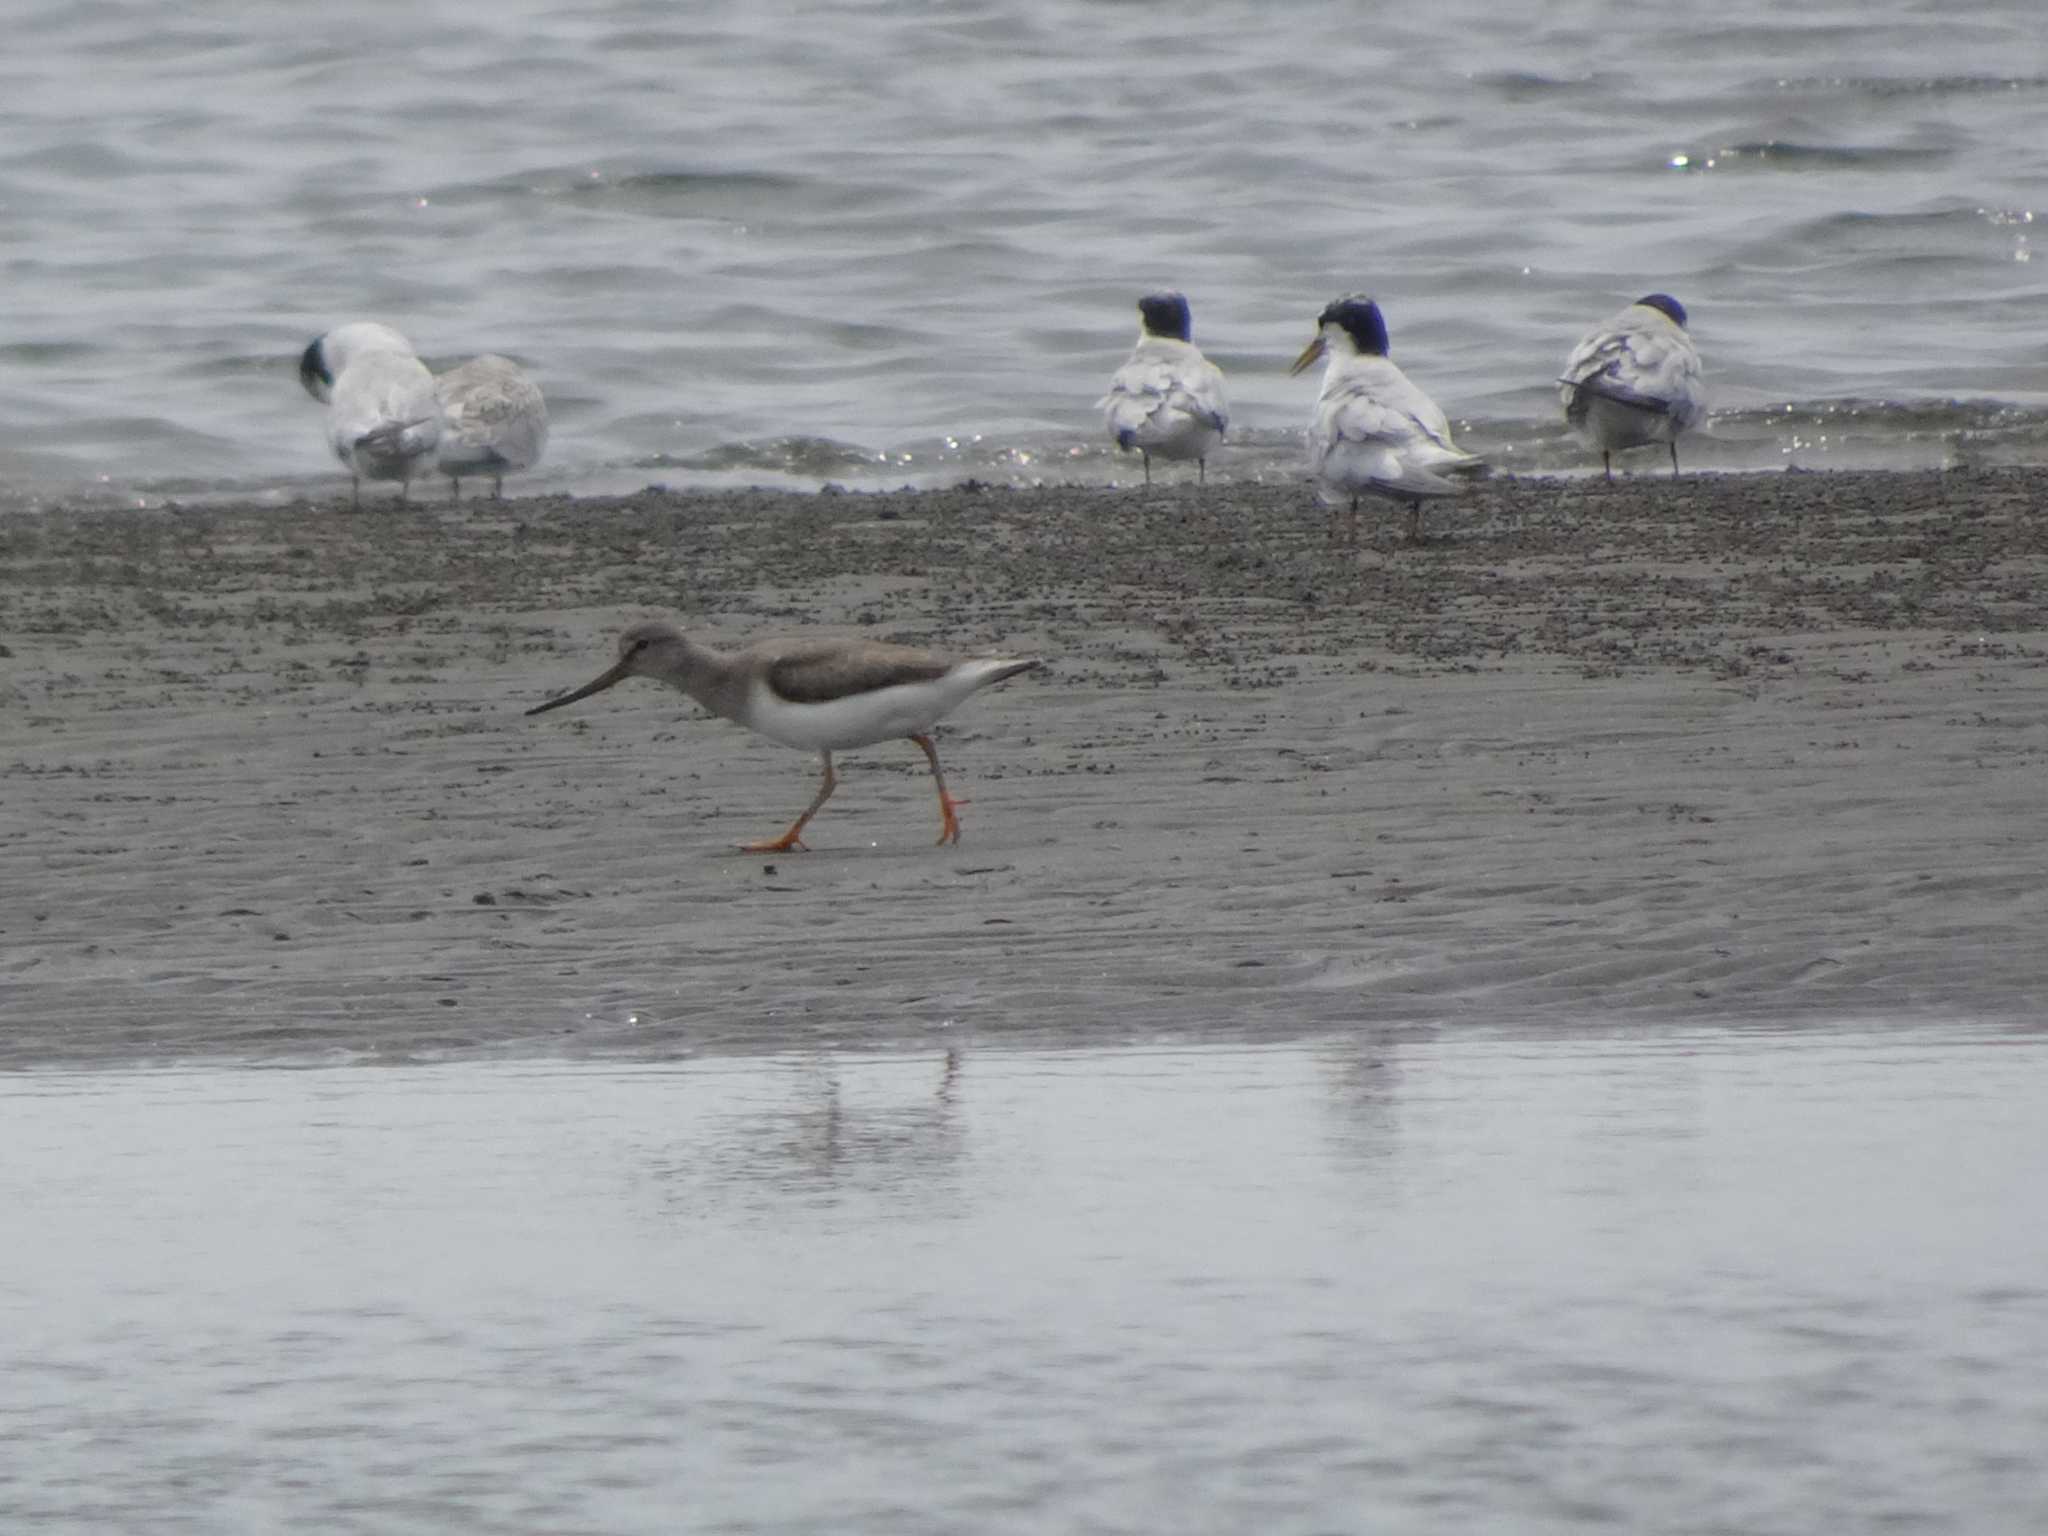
[329,352,442,469]
[1177,353,1229,434]
[1319,363,1468,458]
[1100,341,1228,440]
[1561,313,1705,428]
[436,355,548,472]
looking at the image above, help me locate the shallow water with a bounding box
[2,0,2047,504]
[5,1025,2046,1532]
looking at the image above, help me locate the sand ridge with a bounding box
[3,468,2046,1064]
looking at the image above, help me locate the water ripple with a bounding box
[2,0,2047,497]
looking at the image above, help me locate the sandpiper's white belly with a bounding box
[744,676,964,751]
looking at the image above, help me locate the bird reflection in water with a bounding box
[643,1049,966,1212]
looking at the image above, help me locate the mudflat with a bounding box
[4,468,2044,1065]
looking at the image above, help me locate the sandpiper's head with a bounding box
[1291,294,1389,375]
[526,621,686,717]
[299,321,420,402]
[1137,291,1192,343]
[1635,293,1687,328]
[613,619,686,670]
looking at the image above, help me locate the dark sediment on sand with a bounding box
[3,468,2046,1065]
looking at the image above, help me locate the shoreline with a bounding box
[4,468,2046,1066]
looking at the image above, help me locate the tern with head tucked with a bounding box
[527,620,1041,853]
[298,322,443,507]
[434,353,548,500]
[1290,294,1485,543]
[1098,291,1228,486]
[1558,294,1706,479]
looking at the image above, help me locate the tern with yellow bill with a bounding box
[527,620,1040,852]
[1290,294,1485,543]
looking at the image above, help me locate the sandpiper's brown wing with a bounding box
[763,640,953,705]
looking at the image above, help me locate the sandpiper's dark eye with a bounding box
[629,638,651,654]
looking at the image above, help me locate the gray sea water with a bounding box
[6,1026,2048,1533]
[2,0,2046,503]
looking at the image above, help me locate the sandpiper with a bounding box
[527,620,1041,852]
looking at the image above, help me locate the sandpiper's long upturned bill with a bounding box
[527,620,1041,852]
[1290,294,1484,543]
[298,321,443,509]
[1558,293,1707,480]
[1097,291,1228,486]
[434,353,548,501]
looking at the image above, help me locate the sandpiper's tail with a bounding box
[979,658,1042,688]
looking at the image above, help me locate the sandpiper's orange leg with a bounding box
[741,751,835,853]
[911,733,966,845]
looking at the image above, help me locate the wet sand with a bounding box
[4,469,2046,1064]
